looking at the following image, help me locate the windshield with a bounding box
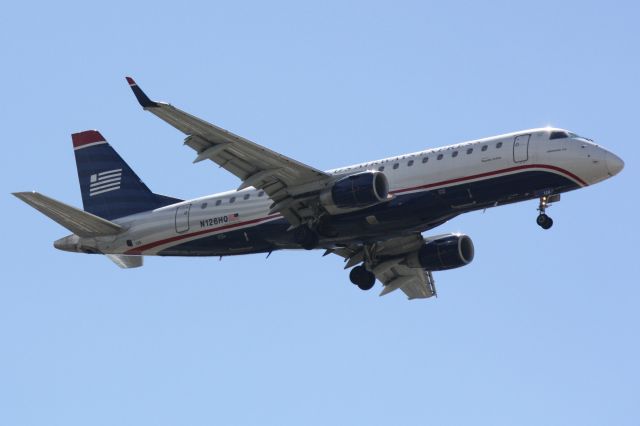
[549,131,569,140]
[549,130,592,141]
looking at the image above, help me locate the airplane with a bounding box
[13,77,625,299]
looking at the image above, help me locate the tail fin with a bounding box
[72,130,181,220]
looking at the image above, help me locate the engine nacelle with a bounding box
[320,171,389,214]
[405,234,475,271]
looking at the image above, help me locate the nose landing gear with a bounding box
[536,212,553,229]
[536,194,560,230]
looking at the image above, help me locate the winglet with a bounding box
[125,76,158,108]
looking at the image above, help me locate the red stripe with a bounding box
[72,130,106,148]
[126,164,586,254]
[125,214,281,255]
[390,164,587,194]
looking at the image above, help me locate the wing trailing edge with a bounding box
[124,76,331,228]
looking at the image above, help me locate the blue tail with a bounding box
[72,130,182,220]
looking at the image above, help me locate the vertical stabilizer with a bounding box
[72,130,181,220]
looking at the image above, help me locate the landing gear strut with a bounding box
[536,195,556,230]
[349,265,376,291]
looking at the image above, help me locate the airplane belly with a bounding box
[316,168,581,242]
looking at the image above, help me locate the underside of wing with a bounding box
[126,77,331,227]
[375,261,436,299]
[330,233,438,300]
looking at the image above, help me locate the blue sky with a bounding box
[1,1,638,425]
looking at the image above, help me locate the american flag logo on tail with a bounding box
[89,169,122,196]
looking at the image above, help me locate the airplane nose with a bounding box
[605,151,624,176]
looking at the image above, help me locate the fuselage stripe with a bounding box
[124,214,281,255]
[124,164,585,255]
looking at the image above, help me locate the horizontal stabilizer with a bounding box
[107,254,143,268]
[12,191,123,237]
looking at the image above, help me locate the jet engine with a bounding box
[320,171,389,214]
[405,234,475,271]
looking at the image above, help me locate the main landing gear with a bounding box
[349,265,376,291]
[293,226,319,250]
[536,194,559,230]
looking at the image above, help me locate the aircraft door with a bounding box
[175,204,191,233]
[513,134,530,163]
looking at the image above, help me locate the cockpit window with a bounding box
[549,131,569,140]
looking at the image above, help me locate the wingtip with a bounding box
[125,76,158,108]
[12,191,37,201]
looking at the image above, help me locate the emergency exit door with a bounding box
[513,134,530,163]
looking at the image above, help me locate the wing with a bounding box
[330,233,437,300]
[126,77,331,227]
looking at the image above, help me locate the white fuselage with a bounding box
[68,128,621,256]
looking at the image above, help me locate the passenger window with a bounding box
[378,166,385,171]
[201,202,208,209]
[258,191,264,197]
[452,151,458,158]
[467,148,473,154]
[393,163,399,169]
[437,154,443,160]
[229,197,236,204]
[407,160,414,166]
[496,142,503,148]
[481,145,488,152]
[422,156,429,163]
[244,194,250,200]
[215,199,222,206]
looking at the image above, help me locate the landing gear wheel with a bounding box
[357,276,376,291]
[536,213,553,230]
[536,195,556,230]
[349,265,376,291]
[293,226,319,250]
